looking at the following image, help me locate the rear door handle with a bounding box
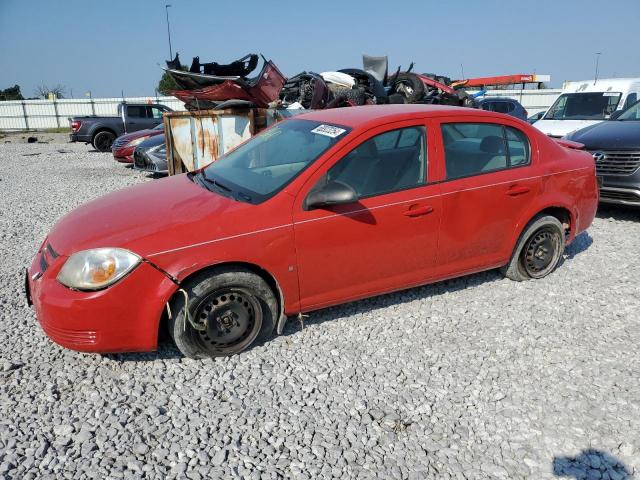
[507,186,531,196]
[403,206,434,217]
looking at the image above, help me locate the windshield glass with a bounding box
[152,124,164,131]
[197,119,350,203]
[544,92,622,120]
[617,100,640,121]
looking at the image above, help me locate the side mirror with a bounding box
[609,110,623,120]
[305,181,358,210]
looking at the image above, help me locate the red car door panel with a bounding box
[435,117,541,274]
[292,120,442,311]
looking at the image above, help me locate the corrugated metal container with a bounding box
[163,108,305,175]
[164,109,261,175]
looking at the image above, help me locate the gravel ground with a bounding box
[1,141,639,480]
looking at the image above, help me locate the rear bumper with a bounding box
[69,133,92,143]
[599,171,640,206]
[26,244,178,353]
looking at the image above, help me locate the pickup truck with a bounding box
[69,103,172,152]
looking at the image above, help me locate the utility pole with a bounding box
[594,52,601,85]
[460,63,465,80]
[165,4,173,60]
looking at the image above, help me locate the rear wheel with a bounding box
[501,215,565,281]
[169,267,277,359]
[92,130,116,152]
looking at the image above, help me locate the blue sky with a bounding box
[1,0,638,98]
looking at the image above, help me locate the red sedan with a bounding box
[112,124,164,163]
[26,105,598,358]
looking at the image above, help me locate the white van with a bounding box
[533,78,640,137]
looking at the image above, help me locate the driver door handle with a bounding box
[507,186,530,196]
[403,205,434,217]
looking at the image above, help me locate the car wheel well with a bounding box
[536,206,572,238]
[160,262,285,343]
[92,127,117,138]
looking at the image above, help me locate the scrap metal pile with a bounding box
[164,53,475,111]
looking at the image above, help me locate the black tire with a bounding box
[168,267,277,359]
[392,73,425,103]
[92,130,116,152]
[501,215,565,281]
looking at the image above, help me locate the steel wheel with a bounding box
[520,226,562,278]
[191,288,262,356]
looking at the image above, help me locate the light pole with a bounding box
[165,4,173,60]
[594,52,601,85]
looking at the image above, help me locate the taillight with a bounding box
[523,109,528,118]
[70,120,81,132]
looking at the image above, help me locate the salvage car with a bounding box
[26,105,598,359]
[565,99,640,206]
[112,124,164,163]
[133,134,167,174]
[476,97,528,121]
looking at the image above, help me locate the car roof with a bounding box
[477,97,517,103]
[295,104,499,128]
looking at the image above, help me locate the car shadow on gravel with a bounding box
[596,204,640,222]
[280,269,505,336]
[563,231,593,260]
[553,449,632,479]
[104,343,182,362]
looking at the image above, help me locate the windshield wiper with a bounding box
[193,173,232,196]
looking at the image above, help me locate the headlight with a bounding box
[57,248,141,290]
[126,136,147,147]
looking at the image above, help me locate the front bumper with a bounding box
[599,170,640,206]
[133,148,168,174]
[112,146,135,163]
[26,242,178,353]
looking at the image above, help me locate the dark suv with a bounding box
[476,97,528,121]
[566,100,640,206]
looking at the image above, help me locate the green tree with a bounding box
[0,85,24,101]
[157,70,183,95]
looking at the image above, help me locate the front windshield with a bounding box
[197,119,350,203]
[617,100,640,121]
[544,92,622,120]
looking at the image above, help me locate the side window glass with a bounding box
[150,107,164,119]
[127,106,146,118]
[326,126,426,198]
[441,123,507,179]
[505,127,530,166]
[372,130,401,150]
[624,93,637,109]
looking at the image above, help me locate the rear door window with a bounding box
[127,106,147,118]
[492,101,515,114]
[441,123,530,179]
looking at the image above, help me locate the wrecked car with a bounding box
[112,124,164,163]
[132,133,167,175]
[166,53,286,109]
[26,105,598,359]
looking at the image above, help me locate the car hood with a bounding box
[117,129,162,143]
[47,174,259,259]
[533,119,604,137]
[566,120,640,150]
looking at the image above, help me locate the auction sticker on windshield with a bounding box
[311,125,346,138]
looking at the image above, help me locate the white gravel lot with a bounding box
[0,141,639,479]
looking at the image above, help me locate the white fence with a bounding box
[0,89,561,131]
[0,96,186,131]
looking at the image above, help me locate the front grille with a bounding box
[590,150,640,176]
[600,188,640,205]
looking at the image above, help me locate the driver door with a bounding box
[292,120,442,311]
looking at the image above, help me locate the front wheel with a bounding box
[169,267,277,359]
[501,215,565,281]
